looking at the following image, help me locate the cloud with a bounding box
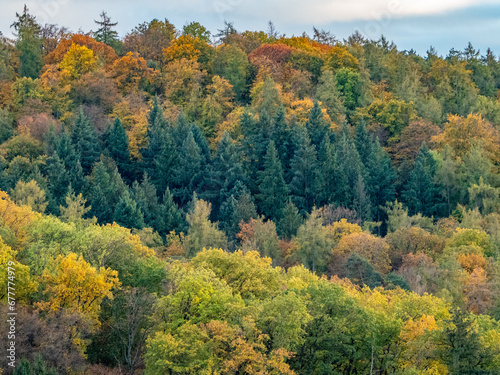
[214,0,498,25]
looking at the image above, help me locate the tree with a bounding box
[114,193,145,229]
[158,187,185,237]
[278,198,303,240]
[182,22,211,42]
[94,11,120,51]
[173,130,203,207]
[71,107,100,174]
[295,209,329,273]
[443,308,494,374]
[11,5,43,79]
[37,253,120,327]
[11,179,48,213]
[366,138,397,223]
[402,144,443,217]
[305,101,330,147]
[105,118,133,184]
[289,132,319,214]
[344,253,384,288]
[257,140,289,219]
[183,199,228,258]
[59,187,91,223]
[316,70,345,124]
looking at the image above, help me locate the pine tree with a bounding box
[114,193,145,229]
[257,140,289,219]
[71,107,100,174]
[317,134,347,206]
[11,5,43,79]
[289,132,320,214]
[335,128,365,208]
[174,130,203,207]
[402,143,443,217]
[444,308,494,374]
[105,118,133,184]
[278,197,303,239]
[202,132,247,216]
[45,154,69,215]
[56,128,86,194]
[192,123,211,166]
[306,101,329,147]
[131,174,161,229]
[93,11,120,51]
[366,138,397,223]
[354,118,372,167]
[219,181,257,239]
[159,187,185,237]
[352,172,371,222]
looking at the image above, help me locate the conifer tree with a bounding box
[257,140,289,219]
[278,197,303,240]
[354,118,372,167]
[306,101,329,147]
[202,132,247,215]
[402,143,443,217]
[366,138,397,223]
[174,130,203,207]
[289,132,320,214]
[11,5,43,79]
[114,193,145,229]
[105,118,133,184]
[159,187,185,237]
[71,107,100,174]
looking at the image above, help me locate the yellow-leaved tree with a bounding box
[36,252,120,326]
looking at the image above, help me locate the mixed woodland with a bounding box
[2,6,500,374]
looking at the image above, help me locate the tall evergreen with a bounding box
[317,134,347,206]
[56,128,86,194]
[306,101,330,147]
[71,107,100,174]
[131,174,161,229]
[366,138,397,223]
[11,5,43,79]
[202,132,247,216]
[219,182,257,239]
[335,127,365,208]
[256,140,289,219]
[114,193,145,229]
[159,187,185,237]
[105,118,133,184]
[402,143,443,217]
[354,118,372,167]
[289,132,320,214]
[278,197,303,240]
[173,130,203,207]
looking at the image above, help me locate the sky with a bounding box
[1,0,500,57]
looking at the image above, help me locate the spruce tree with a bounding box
[11,5,43,79]
[354,118,372,167]
[71,107,100,174]
[159,187,185,237]
[278,197,303,240]
[114,193,145,229]
[174,130,203,207]
[366,138,397,223]
[402,143,443,217]
[202,132,247,216]
[105,118,133,184]
[289,132,320,214]
[257,140,289,219]
[306,101,330,147]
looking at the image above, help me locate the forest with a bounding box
[2,5,500,374]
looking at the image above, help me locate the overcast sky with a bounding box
[1,0,500,56]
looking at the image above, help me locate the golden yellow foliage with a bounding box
[36,253,120,325]
[59,43,98,80]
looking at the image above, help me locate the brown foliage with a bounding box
[389,119,441,165]
[17,113,60,142]
[45,34,117,66]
